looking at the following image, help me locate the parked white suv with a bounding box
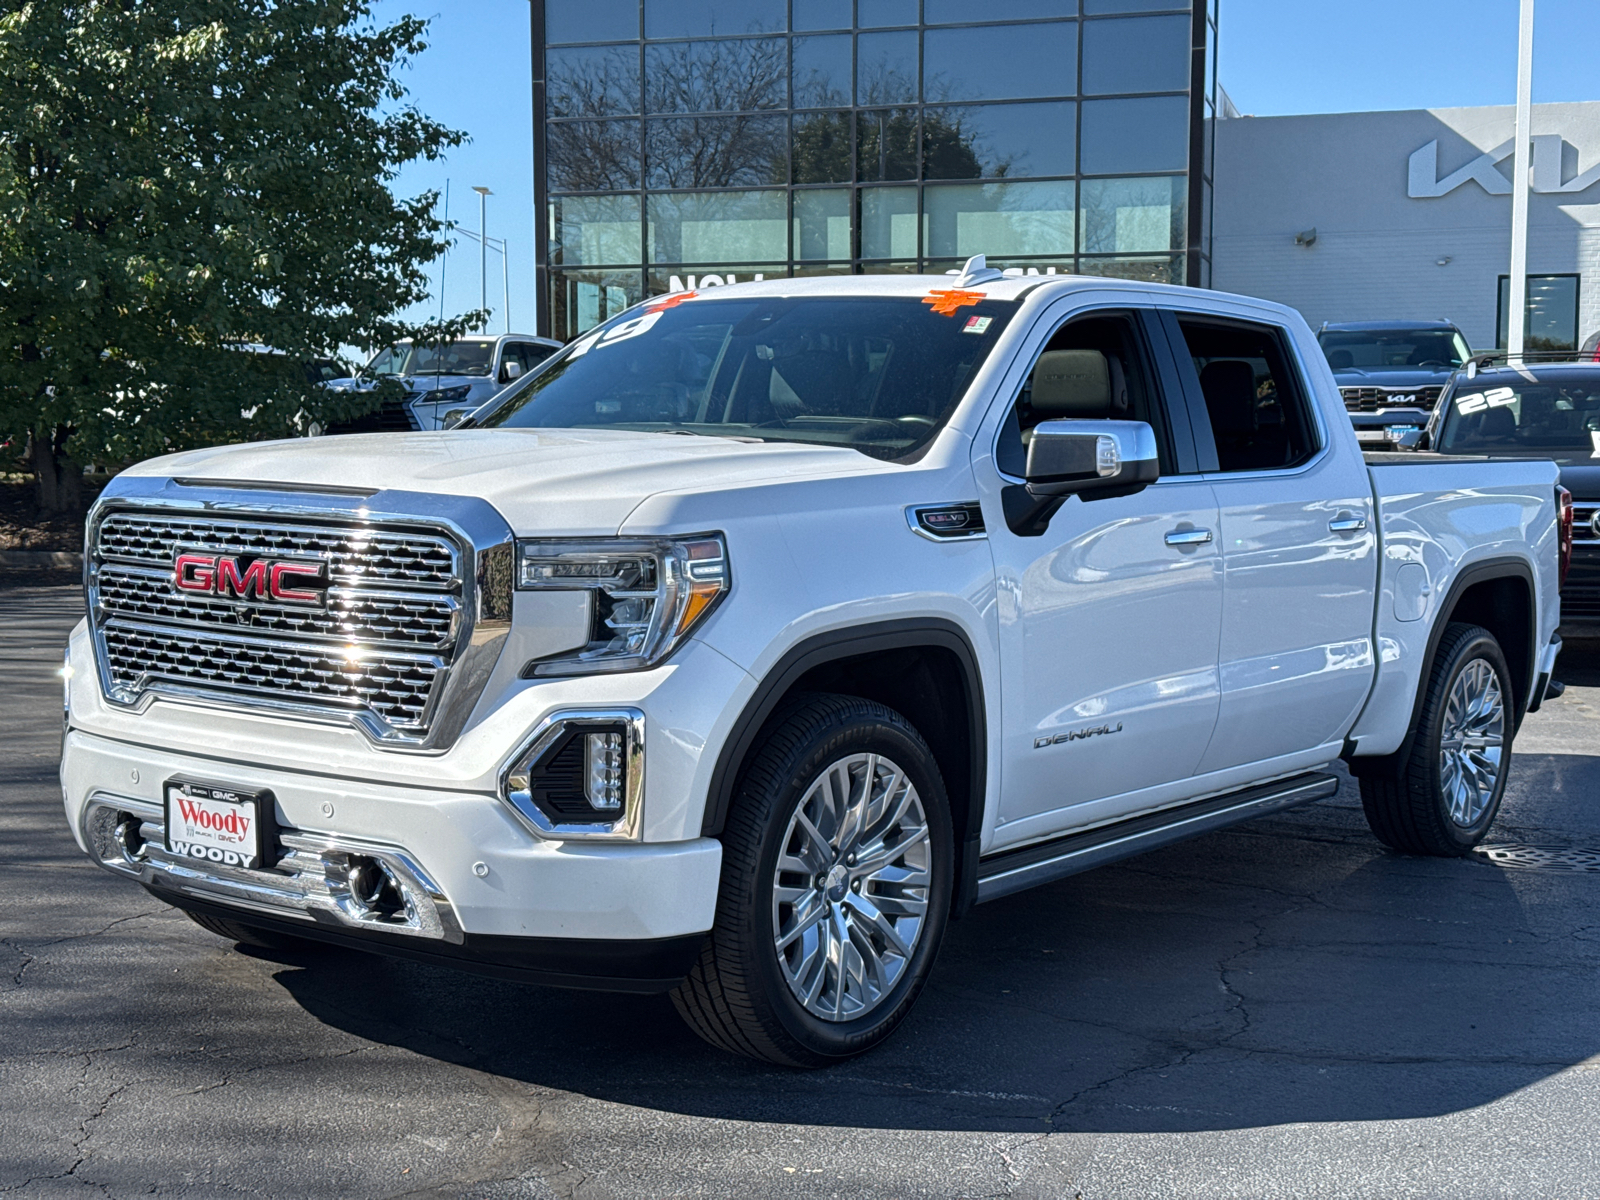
[327,333,561,432]
[63,264,1565,1065]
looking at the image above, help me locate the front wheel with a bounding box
[1360,622,1514,856]
[672,693,953,1066]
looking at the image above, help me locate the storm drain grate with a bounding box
[1472,844,1600,873]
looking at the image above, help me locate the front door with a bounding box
[974,304,1224,852]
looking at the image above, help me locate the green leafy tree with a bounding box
[0,1,478,510]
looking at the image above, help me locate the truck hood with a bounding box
[122,429,884,535]
[1557,462,1600,501]
[1331,367,1455,390]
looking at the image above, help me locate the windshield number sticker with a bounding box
[963,316,993,335]
[1454,386,1516,415]
[568,311,664,359]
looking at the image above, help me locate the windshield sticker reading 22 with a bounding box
[1454,387,1517,413]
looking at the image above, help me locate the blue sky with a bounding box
[368,0,1598,342]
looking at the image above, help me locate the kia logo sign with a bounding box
[173,551,329,607]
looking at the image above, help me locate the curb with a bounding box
[0,550,83,568]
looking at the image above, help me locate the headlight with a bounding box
[415,384,473,404]
[517,535,729,675]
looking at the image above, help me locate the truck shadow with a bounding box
[273,752,1600,1135]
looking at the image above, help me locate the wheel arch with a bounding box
[702,619,988,916]
[1347,556,1535,780]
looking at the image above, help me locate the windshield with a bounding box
[1319,329,1470,373]
[364,340,496,378]
[473,295,1018,460]
[1436,370,1600,454]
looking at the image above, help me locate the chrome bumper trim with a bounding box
[81,791,463,942]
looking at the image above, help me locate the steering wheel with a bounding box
[1415,360,1449,369]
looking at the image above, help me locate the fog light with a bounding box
[500,710,643,837]
[586,732,625,812]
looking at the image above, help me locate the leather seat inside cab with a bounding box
[1021,350,1118,443]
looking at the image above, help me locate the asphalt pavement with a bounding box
[5,584,1600,1198]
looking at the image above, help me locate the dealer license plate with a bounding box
[164,780,269,870]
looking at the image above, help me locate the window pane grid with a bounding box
[540,2,1208,337]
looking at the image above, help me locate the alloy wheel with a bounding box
[771,753,932,1022]
[1438,657,1505,827]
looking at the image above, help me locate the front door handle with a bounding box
[1328,515,1368,533]
[1164,528,1213,547]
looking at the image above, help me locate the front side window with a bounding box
[1437,370,1600,454]
[1318,328,1470,373]
[1179,318,1319,472]
[475,295,1017,461]
[995,311,1173,478]
[367,341,496,378]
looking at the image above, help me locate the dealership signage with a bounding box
[1409,134,1600,198]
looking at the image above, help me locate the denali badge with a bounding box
[1035,722,1123,749]
[173,551,329,608]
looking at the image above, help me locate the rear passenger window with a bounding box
[1177,318,1319,472]
[996,311,1174,477]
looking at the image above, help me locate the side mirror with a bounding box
[1003,419,1159,536]
[1392,428,1427,450]
[500,360,524,384]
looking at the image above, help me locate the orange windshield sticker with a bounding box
[646,291,698,311]
[921,288,985,317]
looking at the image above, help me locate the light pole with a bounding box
[450,227,511,333]
[1507,0,1534,361]
[472,186,493,333]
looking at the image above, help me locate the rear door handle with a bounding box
[1328,516,1368,533]
[1164,528,1213,547]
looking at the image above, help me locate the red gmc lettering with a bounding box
[174,553,217,592]
[270,561,324,604]
[217,557,270,600]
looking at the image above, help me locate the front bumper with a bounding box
[62,728,722,987]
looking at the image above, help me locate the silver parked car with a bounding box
[325,333,562,432]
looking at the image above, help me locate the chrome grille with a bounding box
[1563,545,1600,623]
[88,504,474,739]
[101,622,442,727]
[96,563,458,647]
[1573,504,1599,543]
[1340,386,1442,412]
[97,512,456,588]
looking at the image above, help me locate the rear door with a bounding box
[973,300,1224,850]
[1161,309,1378,772]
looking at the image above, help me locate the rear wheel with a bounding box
[1360,622,1514,856]
[672,693,953,1066]
[185,910,318,952]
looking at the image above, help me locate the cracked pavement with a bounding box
[5,584,1600,1197]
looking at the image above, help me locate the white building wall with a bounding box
[1212,103,1600,352]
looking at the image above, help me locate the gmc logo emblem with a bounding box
[173,551,329,608]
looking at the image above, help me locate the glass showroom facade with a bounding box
[534,0,1219,340]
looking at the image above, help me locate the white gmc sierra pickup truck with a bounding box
[62,263,1568,1066]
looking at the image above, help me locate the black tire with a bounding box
[672,693,954,1067]
[185,910,318,952]
[1360,622,1515,856]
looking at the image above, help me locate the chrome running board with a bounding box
[975,772,1339,903]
